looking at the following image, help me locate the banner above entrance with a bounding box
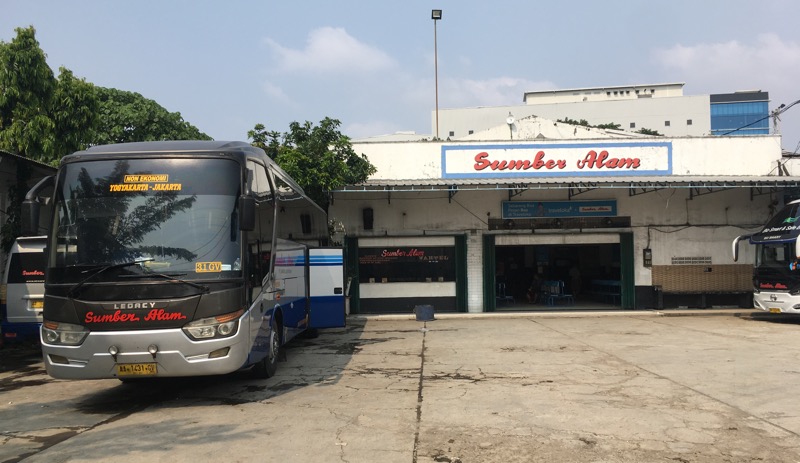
[503,200,617,219]
[442,142,672,179]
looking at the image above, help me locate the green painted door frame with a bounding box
[483,234,496,312]
[455,234,468,312]
[620,232,635,309]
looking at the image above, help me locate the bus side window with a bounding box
[246,160,275,304]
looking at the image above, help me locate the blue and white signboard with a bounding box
[502,200,617,219]
[442,142,672,179]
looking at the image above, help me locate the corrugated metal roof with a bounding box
[333,175,800,192]
[0,149,57,172]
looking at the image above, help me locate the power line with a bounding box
[720,99,800,136]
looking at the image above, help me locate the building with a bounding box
[435,83,769,141]
[334,116,799,315]
[710,91,770,136]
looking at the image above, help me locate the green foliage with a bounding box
[93,87,211,144]
[0,26,210,250]
[0,26,86,164]
[248,118,376,210]
[635,127,663,136]
[558,117,591,127]
[558,117,622,131]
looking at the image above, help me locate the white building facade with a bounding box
[437,83,713,141]
[333,120,800,314]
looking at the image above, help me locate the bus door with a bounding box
[309,248,346,328]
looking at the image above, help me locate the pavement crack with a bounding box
[411,320,428,463]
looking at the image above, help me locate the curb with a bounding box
[349,308,765,321]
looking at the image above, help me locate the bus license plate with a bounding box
[769,308,782,314]
[117,363,157,377]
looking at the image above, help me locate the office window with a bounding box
[665,121,671,127]
[468,130,474,135]
[687,119,693,126]
[630,122,636,129]
[449,131,454,137]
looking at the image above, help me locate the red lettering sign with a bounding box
[576,150,641,169]
[144,309,187,321]
[473,151,566,171]
[381,248,426,258]
[472,149,642,173]
[85,310,141,324]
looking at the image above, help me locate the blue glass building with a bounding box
[710,91,770,136]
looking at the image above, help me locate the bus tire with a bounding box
[252,317,280,379]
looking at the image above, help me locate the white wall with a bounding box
[331,185,773,312]
[435,95,711,139]
[354,134,783,181]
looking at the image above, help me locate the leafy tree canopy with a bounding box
[0,26,210,250]
[249,117,376,210]
[0,26,98,164]
[93,87,211,145]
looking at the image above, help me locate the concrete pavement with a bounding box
[3,308,800,462]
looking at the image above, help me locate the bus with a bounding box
[1,236,46,344]
[21,140,345,380]
[733,198,800,314]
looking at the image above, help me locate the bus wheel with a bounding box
[252,317,280,379]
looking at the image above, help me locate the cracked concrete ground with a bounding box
[2,311,800,462]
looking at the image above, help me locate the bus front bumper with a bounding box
[41,326,252,380]
[753,292,800,314]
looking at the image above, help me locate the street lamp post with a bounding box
[432,9,442,139]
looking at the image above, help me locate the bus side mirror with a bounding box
[21,199,40,236]
[22,175,54,236]
[239,195,255,231]
[732,234,750,262]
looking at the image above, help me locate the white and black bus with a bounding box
[733,198,800,314]
[22,141,345,380]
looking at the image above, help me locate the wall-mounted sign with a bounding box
[442,142,671,179]
[502,200,617,219]
[358,246,455,283]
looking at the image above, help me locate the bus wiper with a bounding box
[67,258,155,298]
[119,271,210,294]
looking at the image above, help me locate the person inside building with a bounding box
[527,273,543,303]
[569,265,582,296]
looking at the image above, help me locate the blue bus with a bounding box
[22,141,345,380]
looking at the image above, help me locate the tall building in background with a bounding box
[710,91,770,136]
[429,83,771,141]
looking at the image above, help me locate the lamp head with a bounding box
[431,9,442,20]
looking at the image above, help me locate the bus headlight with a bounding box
[182,309,243,341]
[42,320,89,346]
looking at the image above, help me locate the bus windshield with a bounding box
[48,158,243,283]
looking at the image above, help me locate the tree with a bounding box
[93,87,211,144]
[635,127,663,136]
[0,27,100,250]
[0,26,209,250]
[0,26,98,164]
[248,118,376,210]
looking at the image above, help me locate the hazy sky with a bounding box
[3,0,800,151]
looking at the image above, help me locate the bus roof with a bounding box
[750,201,800,244]
[74,140,257,156]
[64,141,313,204]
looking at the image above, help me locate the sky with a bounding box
[3,0,800,152]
